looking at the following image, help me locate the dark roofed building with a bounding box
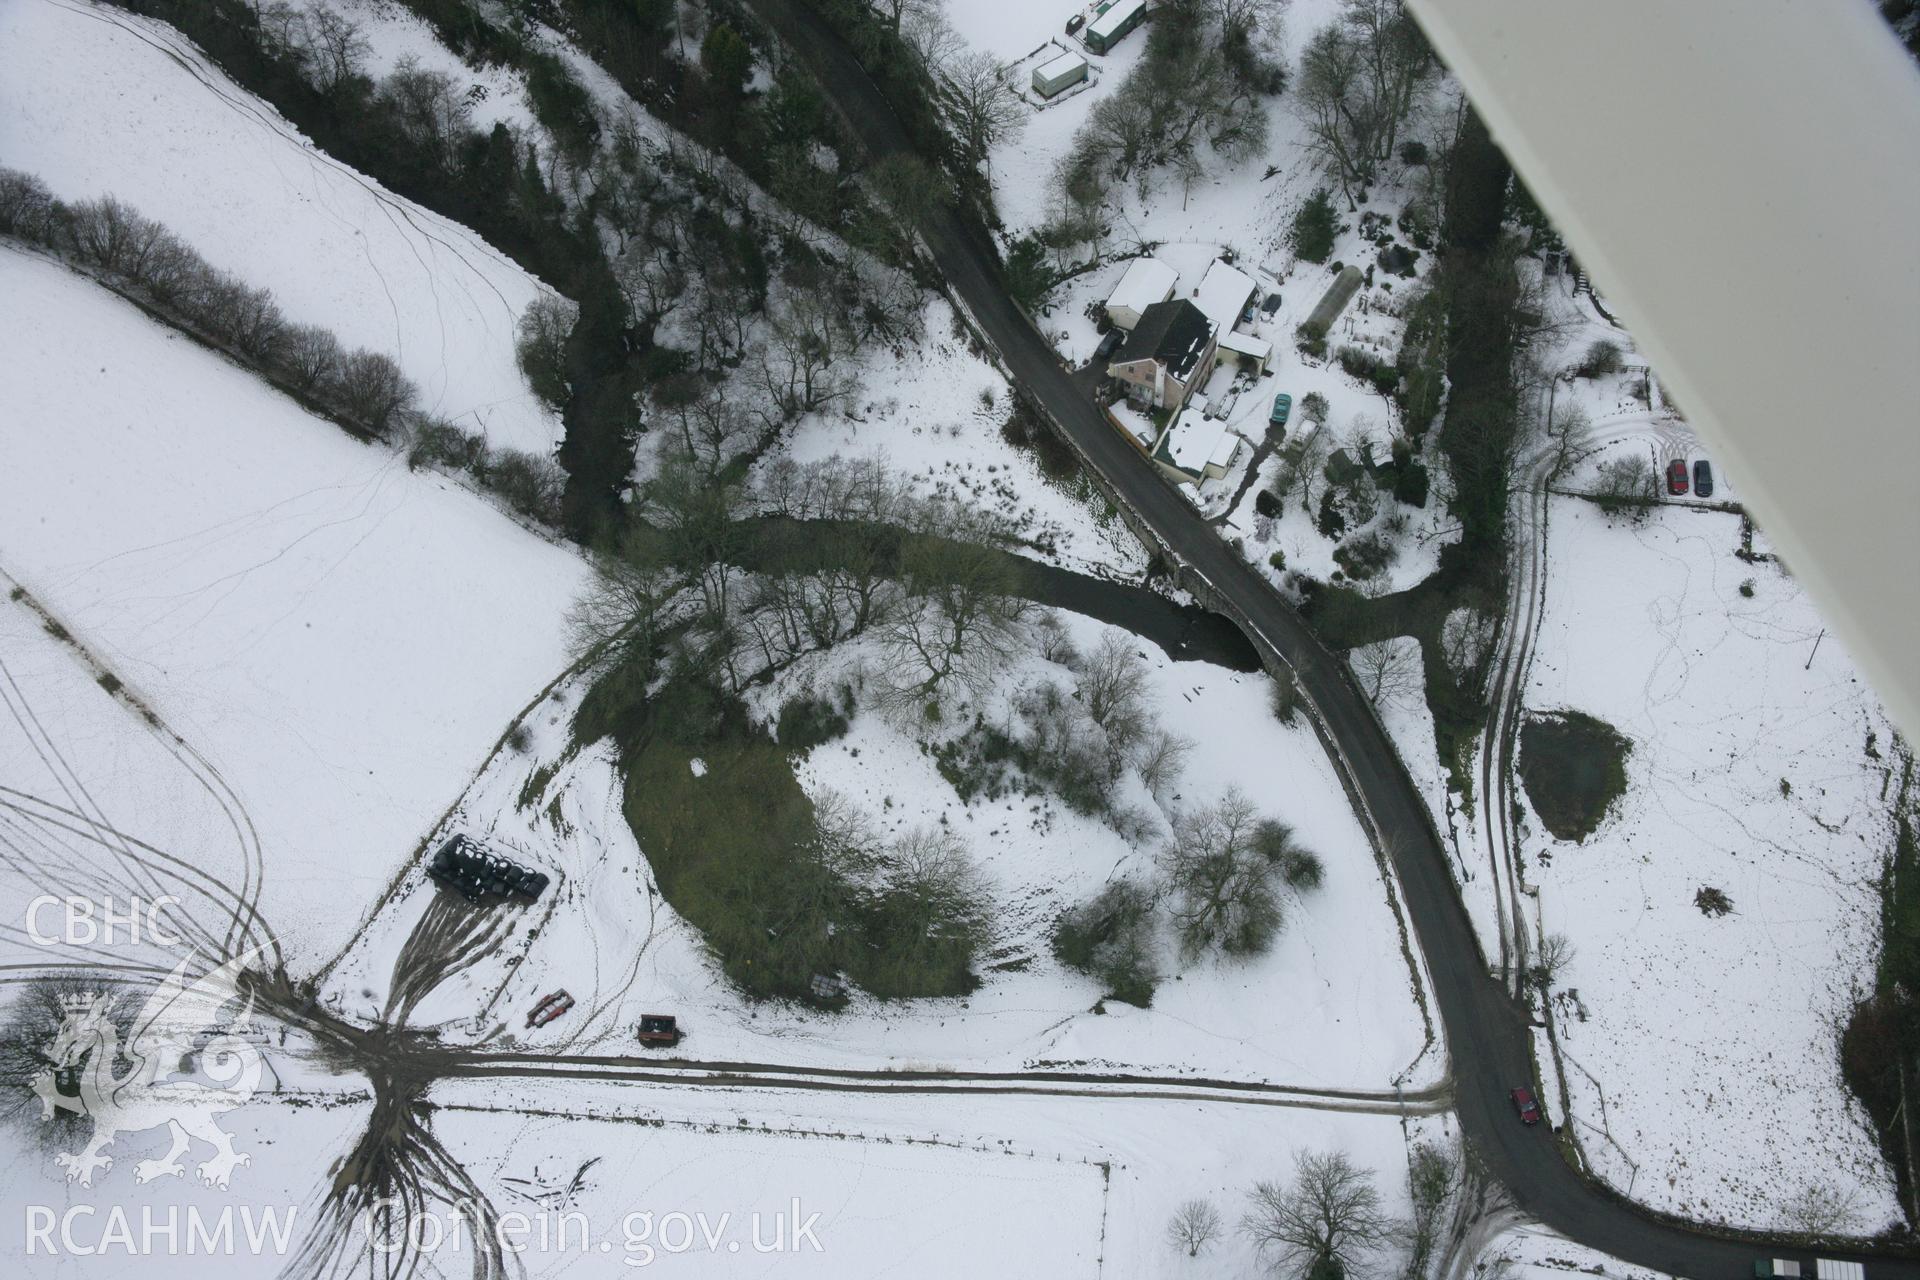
[1106,298,1216,413]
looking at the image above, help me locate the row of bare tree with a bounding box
[0,168,567,525]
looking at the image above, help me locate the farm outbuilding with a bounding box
[1032,50,1088,98]
[1104,256,1177,331]
[1217,328,1272,374]
[1192,258,1258,336]
[1085,0,1148,54]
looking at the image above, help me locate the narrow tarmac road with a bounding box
[743,2,1914,1273]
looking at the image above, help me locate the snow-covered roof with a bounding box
[1106,257,1177,318]
[1036,50,1087,81]
[1192,259,1257,335]
[1218,329,1272,361]
[1088,0,1147,41]
[1155,406,1241,477]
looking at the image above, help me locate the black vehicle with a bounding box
[1692,458,1714,498]
[1095,328,1125,361]
[425,835,549,904]
[1065,14,1084,35]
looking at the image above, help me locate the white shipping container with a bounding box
[1816,1261,1865,1280]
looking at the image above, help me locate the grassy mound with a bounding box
[1517,709,1631,843]
[583,664,980,1004]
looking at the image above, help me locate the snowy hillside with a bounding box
[0,248,586,968]
[0,0,565,455]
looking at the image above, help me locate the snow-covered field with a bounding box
[1519,485,1899,1230]
[426,1077,1439,1280]
[0,248,586,969]
[329,608,1437,1089]
[0,0,565,455]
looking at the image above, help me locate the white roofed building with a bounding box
[1152,401,1245,486]
[1191,258,1258,336]
[1104,257,1178,331]
[1032,50,1088,98]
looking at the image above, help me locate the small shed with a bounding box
[1032,50,1088,99]
[1085,0,1148,54]
[1218,328,1273,374]
[1105,257,1178,330]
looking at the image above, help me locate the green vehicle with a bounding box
[1269,393,1293,427]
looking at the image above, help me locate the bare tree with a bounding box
[0,167,56,241]
[881,518,1033,710]
[666,389,757,480]
[1439,607,1497,681]
[279,324,344,396]
[1243,1150,1393,1280]
[1081,632,1153,770]
[377,58,472,168]
[1530,931,1575,989]
[1136,728,1193,802]
[1160,787,1284,959]
[515,294,577,412]
[64,197,171,278]
[330,350,415,438]
[898,3,963,74]
[1340,0,1433,162]
[1589,455,1656,521]
[1349,637,1421,708]
[759,283,863,421]
[942,50,1027,177]
[1778,1180,1863,1239]
[1295,24,1378,206]
[566,537,680,674]
[300,6,371,93]
[1270,422,1334,513]
[1167,1198,1224,1259]
[1295,2,1432,205]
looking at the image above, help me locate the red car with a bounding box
[525,990,573,1028]
[1666,459,1690,495]
[1510,1086,1542,1126]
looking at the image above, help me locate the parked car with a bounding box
[637,1014,683,1048]
[525,990,573,1028]
[1509,1086,1542,1125]
[1270,393,1293,427]
[1692,458,1714,497]
[1666,458,1690,495]
[1065,14,1084,35]
[1095,328,1125,361]
[426,835,550,905]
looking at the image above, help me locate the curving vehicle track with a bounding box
[1476,404,1678,990]
[741,1,1916,1273]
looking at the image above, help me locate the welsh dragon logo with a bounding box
[31,951,267,1189]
